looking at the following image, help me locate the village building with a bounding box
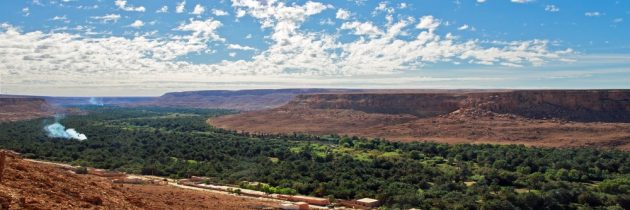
[356,198,381,208]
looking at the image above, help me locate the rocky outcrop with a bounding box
[149,89,365,110]
[463,90,630,122]
[0,97,55,121]
[283,90,630,122]
[288,93,466,118]
[210,89,630,150]
[0,97,51,112]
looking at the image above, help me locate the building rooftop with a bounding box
[357,198,379,203]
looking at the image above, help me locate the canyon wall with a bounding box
[150,89,366,110]
[0,97,55,121]
[464,90,630,122]
[288,93,467,118]
[284,90,630,122]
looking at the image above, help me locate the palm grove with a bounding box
[1,106,629,209]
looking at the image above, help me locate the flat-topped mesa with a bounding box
[284,90,630,123]
[0,97,54,113]
[288,93,466,118]
[0,97,57,122]
[152,89,367,110]
[463,90,630,122]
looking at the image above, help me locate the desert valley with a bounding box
[1,89,630,209]
[2,0,630,209]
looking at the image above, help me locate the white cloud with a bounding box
[229,52,237,57]
[511,0,534,3]
[32,0,44,6]
[398,3,407,9]
[545,5,559,12]
[76,4,99,10]
[375,2,387,12]
[176,1,186,13]
[416,15,440,32]
[477,0,486,3]
[228,44,257,51]
[22,7,30,17]
[51,15,67,21]
[336,9,351,20]
[320,18,335,25]
[373,2,394,16]
[350,0,367,5]
[175,18,224,42]
[129,20,144,28]
[91,14,121,23]
[340,21,383,37]
[156,6,168,13]
[235,9,246,18]
[245,34,252,39]
[457,24,469,30]
[114,0,145,12]
[212,9,229,16]
[613,18,623,23]
[0,23,218,86]
[191,4,205,15]
[0,1,574,95]
[585,12,602,17]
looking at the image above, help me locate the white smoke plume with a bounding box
[89,97,104,106]
[44,114,88,141]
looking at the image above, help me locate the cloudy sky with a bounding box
[0,0,629,96]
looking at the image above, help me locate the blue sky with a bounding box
[0,0,628,96]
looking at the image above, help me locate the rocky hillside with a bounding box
[210,90,630,150]
[0,96,56,122]
[287,90,630,122]
[0,152,279,209]
[288,93,467,118]
[463,90,630,122]
[146,89,365,110]
[45,97,156,106]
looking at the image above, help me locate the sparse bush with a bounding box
[75,167,88,174]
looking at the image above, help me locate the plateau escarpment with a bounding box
[145,89,365,110]
[210,90,630,150]
[0,96,56,122]
[463,90,630,122]
[142,89,501,111]
[289,90,630,122]
[288,93,466,118]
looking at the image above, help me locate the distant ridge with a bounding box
[210,89,630,150]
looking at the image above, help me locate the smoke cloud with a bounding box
[44,114,88,141]
[89,97,104,106]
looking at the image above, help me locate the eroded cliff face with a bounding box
[0,97,51,112]
[0,97,55,121]
[464,90,630,122]
[284,90,630,122]
[149,89,366,110]
[288,93,466,118]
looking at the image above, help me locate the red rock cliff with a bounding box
[285,90,630,122]
[0,97,55,121]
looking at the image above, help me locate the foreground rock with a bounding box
[0,153,279,209]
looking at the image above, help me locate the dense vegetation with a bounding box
[1,106,630,209]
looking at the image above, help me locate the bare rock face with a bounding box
[149,89,365,111]
[0,97,52,112]
[0,97,56,122]
[289,93,466,118]
[284,90,630,123]
[463,90,630,122]
[210,89,630,150]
